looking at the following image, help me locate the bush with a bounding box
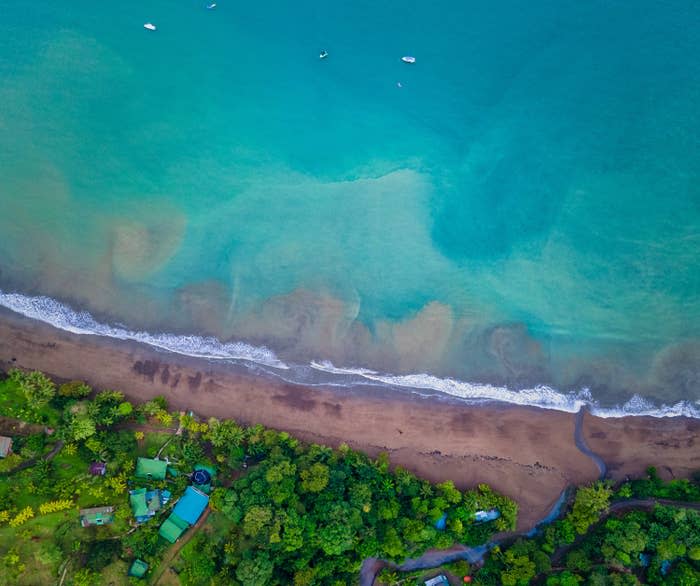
[58,381,92,399]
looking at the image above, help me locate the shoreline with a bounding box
[0,307,698,530]
[2,289,698,419]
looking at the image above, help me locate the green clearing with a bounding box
[136,433,174,460]
[0,378,60,427]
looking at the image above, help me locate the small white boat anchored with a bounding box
[319,50,329,60]
[401,56,416,64]
[144,23,157,31]
[207,3,217,8]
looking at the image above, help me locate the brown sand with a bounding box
[0,308,698,530]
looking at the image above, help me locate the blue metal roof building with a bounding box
[172,486,209,526]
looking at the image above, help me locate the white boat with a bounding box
[401,56,416,64]
[144,23,157,31]
[207,3,217,8]
[319,50,328,59]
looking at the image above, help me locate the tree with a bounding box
[500,549,536,586]
[317,509,355,555]
[206,418,245,449]
[667,562,700,586]
[242,505,273,537]
[70,415,96,441]
[16,370,55,406]
[601,518,647,566]
[72,568,98,586]
[565,550,592,573]
[546,571,583,586]
[235,552,273,584]
[300,462,329,493]
[568,482,612,535]
[58,380,92,399]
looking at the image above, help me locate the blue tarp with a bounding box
[172,486,209,526]
[434,513,447,531]
[474,509,501,523]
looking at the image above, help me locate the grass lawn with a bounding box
[0,510,74,585]
[98,559,131,586]
[0,378,60,427]
[137,433,173,459]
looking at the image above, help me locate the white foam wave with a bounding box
[310,360,379,376]
[2,290,698,419]
[0,290,289,369]
[590,394,700,419]
[309,360,700,419]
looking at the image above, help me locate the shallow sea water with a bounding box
[0,0,698,413]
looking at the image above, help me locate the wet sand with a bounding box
[0,307,698,530]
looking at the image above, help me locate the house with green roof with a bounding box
[80,506,114,527]
[129,488,150,519]
[129,488,171,523]
[159,512,190,543]
[128,559,149,579]
[135,457,167,481]
[158,486,209,543]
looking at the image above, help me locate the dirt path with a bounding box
[0,439,64,477]
[151,507,211,585]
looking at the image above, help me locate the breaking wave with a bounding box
[1,290,698,419]
[0,291,288,369]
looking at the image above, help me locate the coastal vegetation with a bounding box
[380,472,700,585]
[0,369,515,585]
[2,368,699,585]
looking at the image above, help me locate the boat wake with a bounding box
[1,290,698,419]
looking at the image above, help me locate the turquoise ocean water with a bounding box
[0,0,698,415]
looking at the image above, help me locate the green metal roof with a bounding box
[158,513,189,543]
[80,506,114,527]
[129,489,149,518]
[128,559,149,578]
[135,458,167,480]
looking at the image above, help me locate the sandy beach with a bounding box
[0,307,698,531]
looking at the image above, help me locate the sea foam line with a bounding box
[1,290,698,419]
[309,361,700,419]
[0,290,288,369]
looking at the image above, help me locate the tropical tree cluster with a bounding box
[473,477,700,586]
[177,426,516,585]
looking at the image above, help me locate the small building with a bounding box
[159,513,190,543]
[191,464,215,493]
[158,486,209,543]
[0,436,12,458]
[88,462,106,476]
[172,486,209,525]
[80,506,114,527]
[425,575,450,586]
[129,488,171,523]
[135,457,168,481]
[128,559,149,579]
